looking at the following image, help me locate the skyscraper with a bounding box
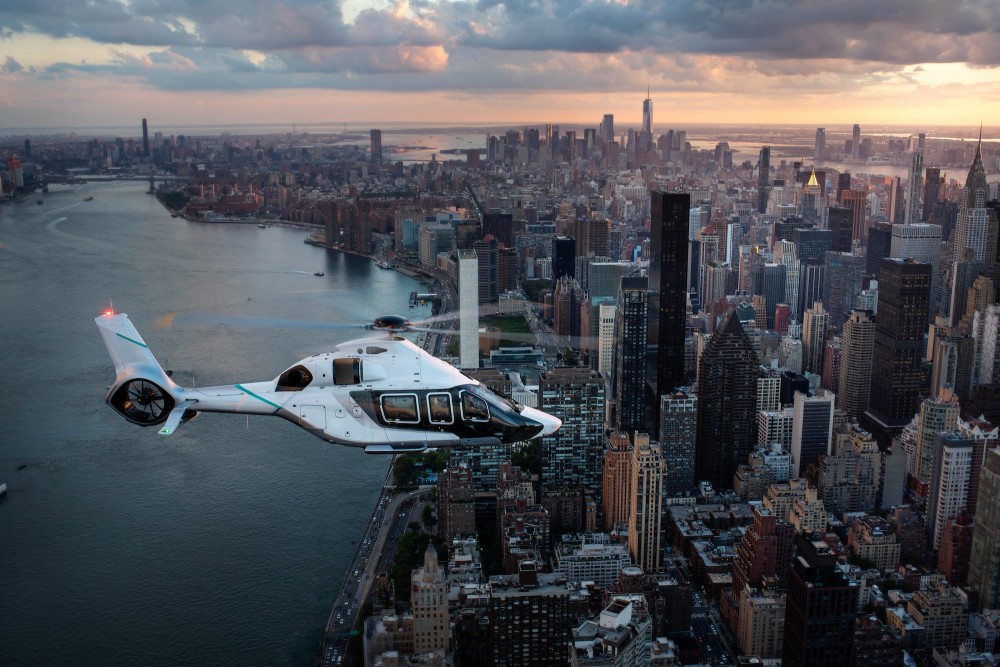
[814,127,825,161]
[791,389,835,478]
[782,535,859,667]
[927,432,973,551]
[411,544,449,653]
[852,124,861,159]
[904,151,924,225]
[600,113,614,144]
[641,90,653,150]
[649,192,691,426]
[551,236,576,281]
[458,249,479,369]
[838,310,875,419]
[913,388,960,489]
[802,301,830,375]
[601,431,632,530]
[627,433,664,572]
[369,128,382,165]
[539,368,606,499]
[924,167,943,221]
[968,447,1000,609]
[752,263,786,330]
[823,251,865,330]
[758,146,771,214]
[612,277,649,433]
[839,189,867,245]
[862,258,932,447]
[659,389,697,497]
[695,310,759,490]
[141,117,150,158]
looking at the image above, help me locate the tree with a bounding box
[422,503,434,526]
[511,439,542,476]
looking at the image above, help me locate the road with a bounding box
[320,484,430,666]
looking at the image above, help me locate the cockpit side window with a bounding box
[381,394,420,423]
[276,365,313,391]
[427,393,454,425]
[460,391,490,422]
[334,358,361,385]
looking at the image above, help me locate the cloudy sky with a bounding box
[1,0,999,130]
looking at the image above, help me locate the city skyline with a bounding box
[2,1,1000,129]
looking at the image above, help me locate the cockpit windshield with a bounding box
[465,383,523,414]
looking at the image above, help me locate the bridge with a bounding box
[41,174,189,184]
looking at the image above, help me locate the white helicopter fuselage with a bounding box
[96,313,560,453]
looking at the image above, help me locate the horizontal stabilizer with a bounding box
[159,399,199,435]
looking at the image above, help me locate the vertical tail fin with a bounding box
[95,312,179,427]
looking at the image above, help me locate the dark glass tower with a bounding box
[552,235,576,281]
[695,310,758,490]
[612,276,649,433]
[782,535,859,667]
[141,118,150,158]
[861,257,932,447]
[792,227,832,265]
[865,223,892,278]
[758,147,771,214]
[751,263,786,330]
[649,192,690,429]
[827,206,853,253]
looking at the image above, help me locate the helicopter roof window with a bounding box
[365,346,387,355]
[427,393,453,425]
[460,391,490,423]
[276,365,313,391]
[381,394,420,424]
[334,358,361,385]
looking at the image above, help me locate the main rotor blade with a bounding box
[156,312,370,331]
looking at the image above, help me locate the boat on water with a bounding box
[258,224,267,229]
[84,196,94,201]
[171,213,178,218]
[0,483,7,496]
[314,271,325,277]
[377,260,390,270]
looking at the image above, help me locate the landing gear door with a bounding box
[299,404,327,429]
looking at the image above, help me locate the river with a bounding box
[0,182,432,665]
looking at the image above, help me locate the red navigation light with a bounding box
[104,309,114,317]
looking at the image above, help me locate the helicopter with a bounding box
[95,311,561,453]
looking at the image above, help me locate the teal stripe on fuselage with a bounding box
[235,384,282,410]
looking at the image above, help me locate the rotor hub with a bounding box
[372,315,411,331]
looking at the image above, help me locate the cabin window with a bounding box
[334,358,361,385]
[381,394,420,423]
[276,365,313,391]
[427,393,454,425]
[365,346,387,355]
[460,391,490,422]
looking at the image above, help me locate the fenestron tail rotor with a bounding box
[124,380,167,422]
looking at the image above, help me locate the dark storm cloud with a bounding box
[8,0,1000,94]
[3,55,23,72]
[446,0,1000,65]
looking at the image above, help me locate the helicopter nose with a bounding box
[521,406,562,436]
